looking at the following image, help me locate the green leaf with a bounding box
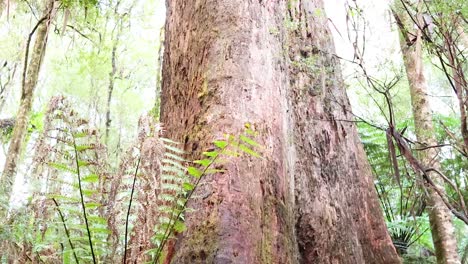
[73,131,88,138]
[87,215,108,224]
[82,174,99,183]
[194,159,211,167]
[152,232,166,241]
[183,182,194,191]
[77,160,89,167]
[173,220,187,232]
[82,189,98,196]
[75,144,94,151]
[213,140,228,149]
[238,144,261,158]
[48,162,77,174]
[240,135,260,148]
[187,166,203,178]
[203,151,218,158]
[85,202,101,209]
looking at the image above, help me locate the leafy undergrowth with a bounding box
[0,96,262,264]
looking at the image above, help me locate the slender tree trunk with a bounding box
[0,0,55,209]
[160,1,399,263]
[395,5,460,264]
[105,40,117,144]
[105,3,123,145]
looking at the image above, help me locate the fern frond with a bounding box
[164,152,185,162]
[163,144,185,154]
[161,158,186,170]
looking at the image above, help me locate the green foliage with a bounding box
[2,97,263,263]
[60,0,98,9]
[33,96,110,263]
[359,122,434,256]
[148,127,263,263]
[359,110,468,259]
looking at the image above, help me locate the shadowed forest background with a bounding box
[0,0,467,263]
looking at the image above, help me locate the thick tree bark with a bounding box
[0,0,55,208]
[395,6,460,264]
[160,1,399,263]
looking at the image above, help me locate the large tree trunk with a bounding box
[160,1,399,263]
[0,0,55,209]
[395,5,460,264]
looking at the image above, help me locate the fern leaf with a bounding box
[187,166,202,178]
[162,158,186,170]
[81,174,99,183]
[161,166,185,175]
[238,143,261,158]
[163,144,185,154]
[213,140,228,149]
[48,162,78,174]
[84,202,101,209]
[183,182,194,191]
[173,220,186,232]
[159,193,176,202]
[203,151,219,158]
[239,135,260,148]
[193,159,211,167]
[164,152,185,162]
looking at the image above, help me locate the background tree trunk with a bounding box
[0,0,55,209]
[160,0,399,263]
[395,5,460,264]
